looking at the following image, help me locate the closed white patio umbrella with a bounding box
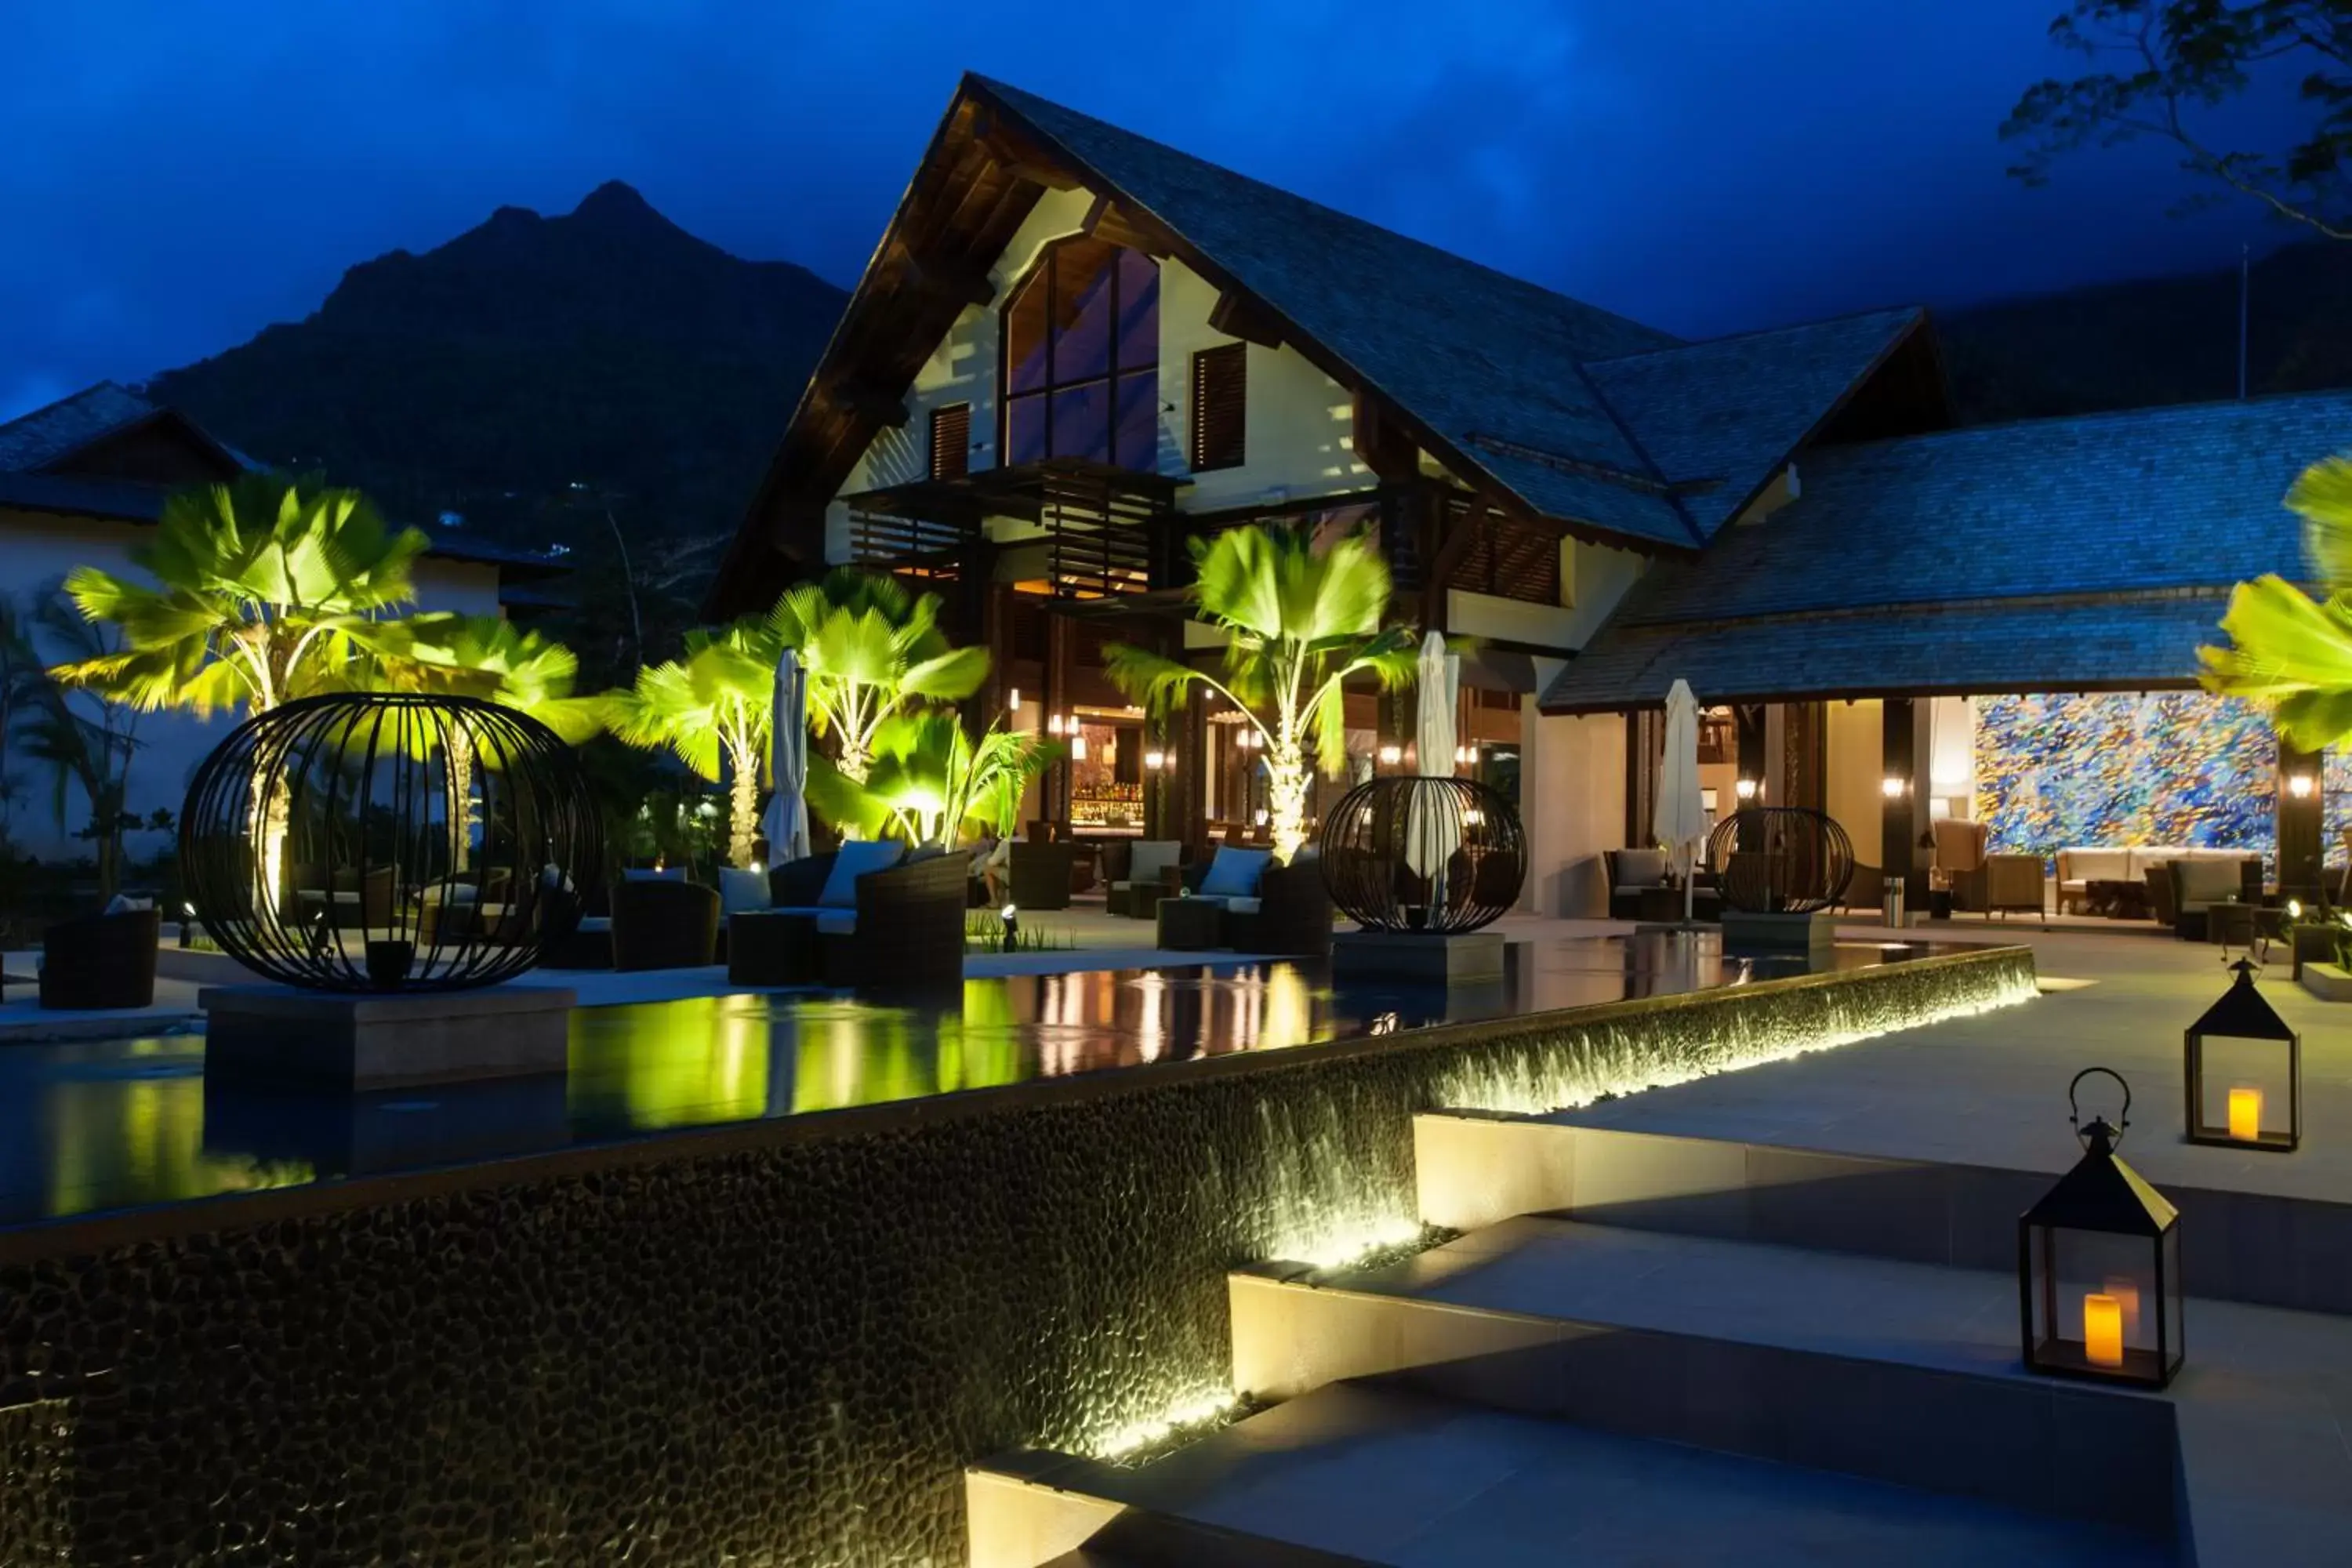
[1406,630,1462,897]
[761,648,811,866]
[1653,678,1708,926]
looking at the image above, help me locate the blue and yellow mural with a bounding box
[1976,693,2275,859]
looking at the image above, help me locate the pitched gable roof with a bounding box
[1540,390,2352,711]
[1583,307,1926,540]
[0,382,183,472]
[975,78,1701,548]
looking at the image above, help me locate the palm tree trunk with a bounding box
[1266,741,1312,866]
[728,738,760,869]
[447,728,476,875]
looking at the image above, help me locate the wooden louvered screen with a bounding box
[1451,507,1562,605]
[929,404,971,480]
[1189,343,1247,472]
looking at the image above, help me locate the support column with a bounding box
[1881,696,1923,906]
[1041,611,1070,837]
[2278,737,2325,900]
[1735,704,1768,851]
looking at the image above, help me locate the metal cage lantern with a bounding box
[1319,776,1527,934]
[2185,959,2300,1152]
[1704,806,1854,915]
[2020,1068,2183,1388]
[180,693,602,992]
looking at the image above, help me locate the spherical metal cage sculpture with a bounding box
[1319,775,1527,934]
[1704,806,1855,915]
[180,692,603,992]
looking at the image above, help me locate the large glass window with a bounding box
[1003,238,1160,470]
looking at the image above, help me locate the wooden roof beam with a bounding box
[1351,393,1419,484]
[1208,289,1284,350]
[822,379,912,430]
[972,107,1083,191]
[885,241,996,310]
[1081,193,1169,256]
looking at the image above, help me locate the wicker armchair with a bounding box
[823,851,969,989]
[1984,855,2045,920]
[1226,862,1334,957]
[610,877,721,971]
[1007,842,1075,911]
[39,908,161,1010]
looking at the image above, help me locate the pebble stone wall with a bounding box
[0,946,2032,1566]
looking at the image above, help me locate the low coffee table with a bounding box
[728,909,825,985]
[2082,878,2151,920]
[1155,897,1225,952]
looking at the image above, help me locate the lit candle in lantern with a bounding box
[2228,1086,2263,1143]
[2083,1292,2125,1370]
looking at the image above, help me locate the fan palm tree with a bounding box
[49,475,429,912]
[2202,455,2352,746]
[807,709,1059,847]
[605,618,779,868]
[52,474,430,718]
[368,613,604,871]
[1104,524,1418,863]
[768,568,989,784]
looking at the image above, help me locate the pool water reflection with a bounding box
[0,934,1958,1226]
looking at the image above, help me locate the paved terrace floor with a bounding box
[1560,916,2350,1203]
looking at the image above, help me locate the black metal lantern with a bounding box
[1318,776,1526,934]
[2020,1069,2183,1388]
[1704,806,1854,914]
[181,693,602,993]
[2185,959,2299,1152]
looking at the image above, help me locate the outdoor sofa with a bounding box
[759,842,968,988]
[2056,845,2260,916]
[1153,845,1334,957]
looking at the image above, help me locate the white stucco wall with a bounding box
[824,183,1374,564]
[1519,683,1627,917]
[0,509,506,860]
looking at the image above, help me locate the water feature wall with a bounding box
[0,946,2033,1567]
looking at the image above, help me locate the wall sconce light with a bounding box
[1455,744,1476,766]
[1377,743,1403,767]
[1069,734,1087,761]
[1253,808,1269,827]
[1881,775,1911,800]
[1701,787,1719,813]
[1734,777,1760,802]
[1047,713,1064,736]
[2288,772,2318,800]
[1144,749,1167,771]
[1007,686,1021,713]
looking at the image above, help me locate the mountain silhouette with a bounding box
[148,181,848,556]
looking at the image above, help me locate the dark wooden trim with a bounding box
[1351,393,1419,485]
[823,380,911,429]
[1207,290,1283,349]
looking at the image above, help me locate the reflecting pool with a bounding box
[0,934,1964,1226]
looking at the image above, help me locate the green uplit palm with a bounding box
[50,474,430,719]
[769,568,989,784]
[807,709,1058,846]
[1104,524,1417,863]
[605,617,779,867]
[367,615,605,871]
[2201,456,2352,747]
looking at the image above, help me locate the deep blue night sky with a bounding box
[0,0,2310,420]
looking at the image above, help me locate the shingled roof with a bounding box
[0,382,220,473]
[1583,307,1926,541]
[1541,390,2352,712]
[978,78,1702,547]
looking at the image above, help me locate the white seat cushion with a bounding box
[2056,848,2132,885]
[1196,895,1261,915]
[819,840,906,908]
[719,866,771,916]
[2126,847,2190,880]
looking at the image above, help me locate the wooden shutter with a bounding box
[1189,344,1247,472]
[929,403,971,480]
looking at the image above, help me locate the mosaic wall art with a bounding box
[1976,692,2275,859]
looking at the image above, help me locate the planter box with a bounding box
[2300,962,2352,1003]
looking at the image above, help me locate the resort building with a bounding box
[0,382,568,856]
[712,74,2345,915]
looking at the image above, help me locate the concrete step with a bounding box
[975,1382,2168,1567]
[1414,1110,2352,1314]
[1231,1215,2352,1566]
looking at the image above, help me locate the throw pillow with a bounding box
[622,866,686,882]
[718,866,772,916]
[1199,846,1272,899]
[818,839,906,908]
